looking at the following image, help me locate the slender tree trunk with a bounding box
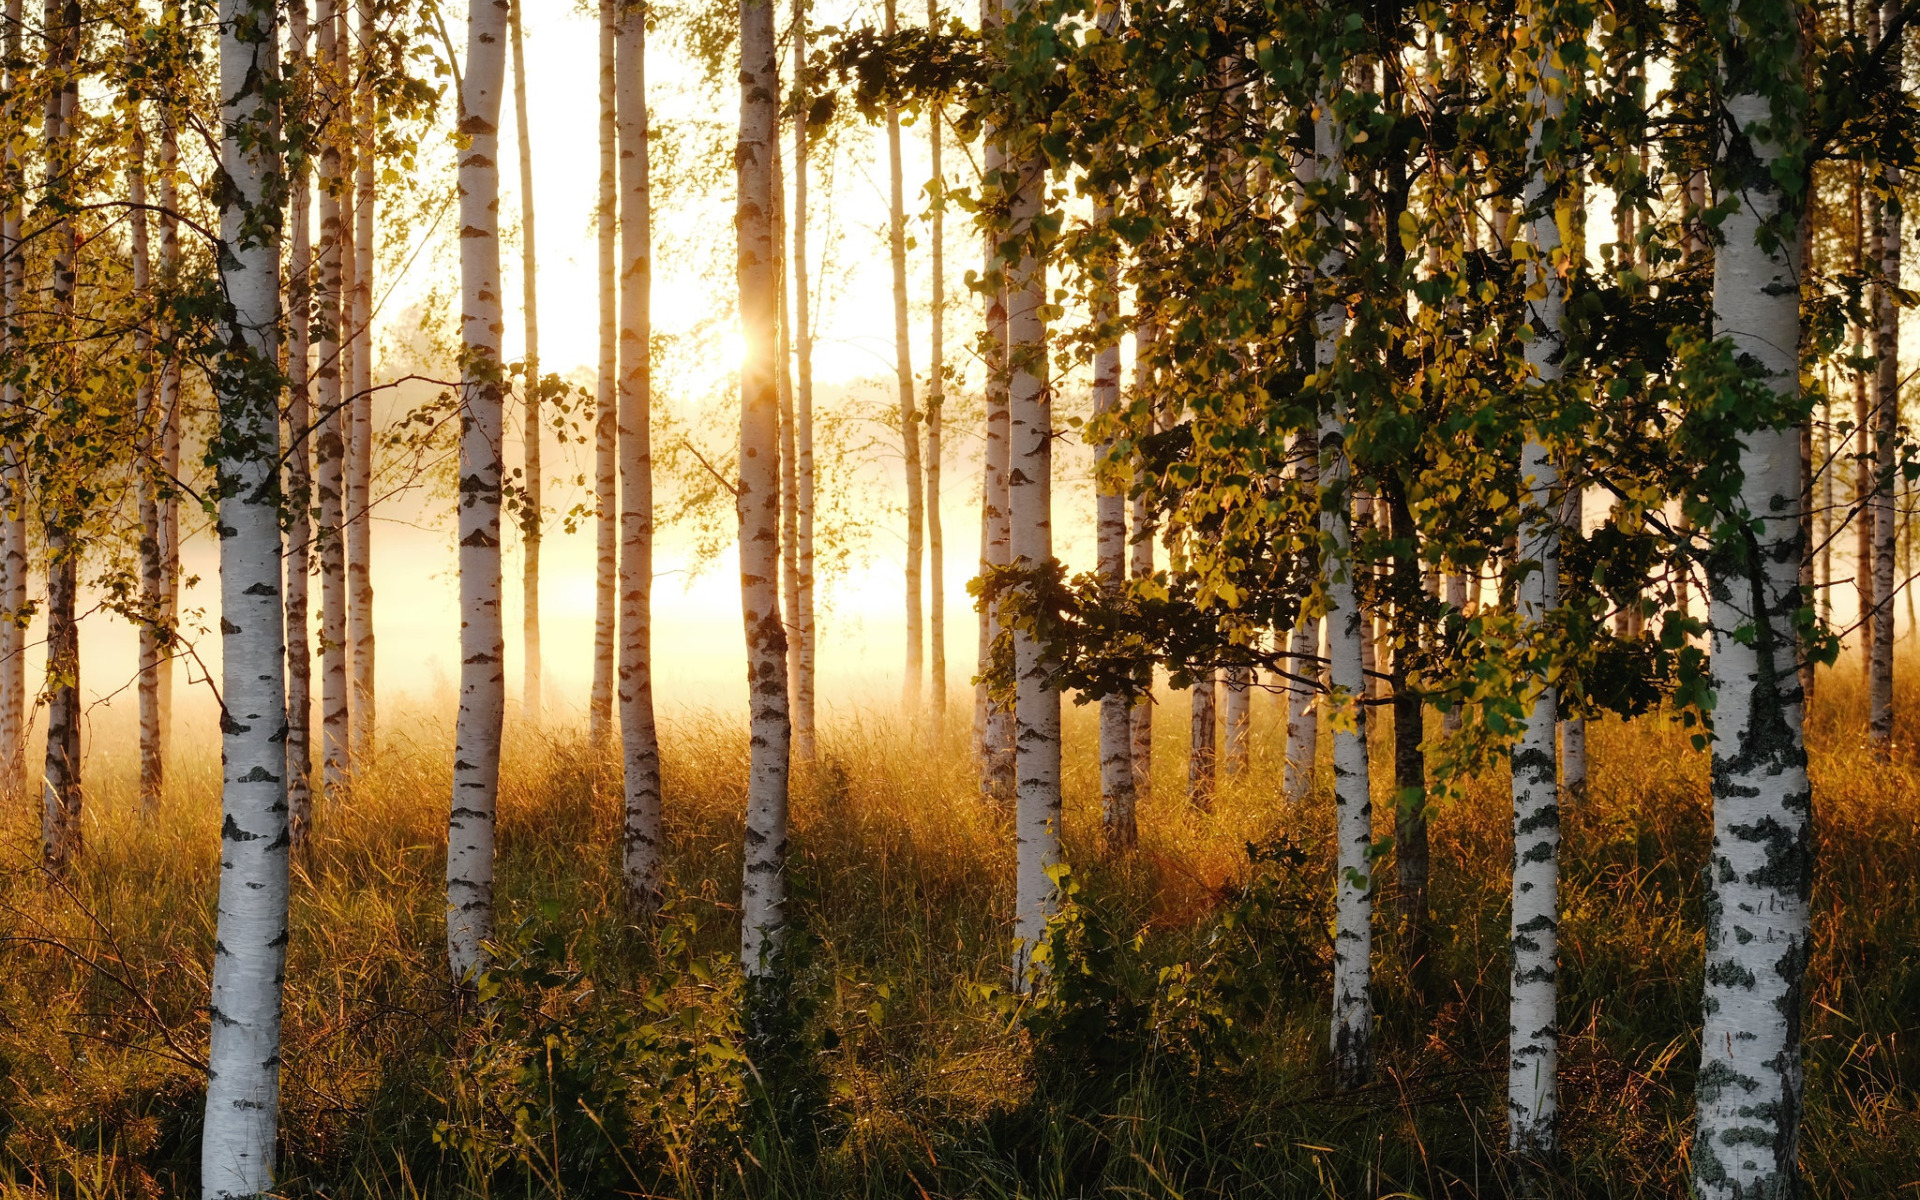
[1507,28,1568,1167]
[284,0,314,845]
[791,0,817,762]
[590,0,617,745]
[509,0,542,725]
[1285,429,1319,802]
[1855,172,1874,672]
[885,0,923,713]
[1441,571,1465,733]
[39,0,79,874]
[1187,671,1216,808]
[927,72,947,721]
[617,10,663,911]
[737,0,792,980]
[446,0,508,984]
[775,145,800,732]
[1223,666,1250,776]
[1128,319,1157,797]
[1006,109,1058,994]
[157,18,181,777]
[347,0,376,758]
[1387,490,1428,1000]
[1694,7,1813,1193]
[316,0,350,796]
[201,2,292,1190]
[1869,12,1900,748]
[0,0,21,804]
[1308,92,1371,1089]
[1819,396,1834,626]
[1092,200,1133,846]
[977,13,1013,798]
[129,64,163,814]
[1558,475,1586,802]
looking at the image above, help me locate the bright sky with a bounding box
[53,0,1108,753]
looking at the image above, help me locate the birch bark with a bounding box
[130,60,163,813]
[315,0,351,796]
[1006,127,1058,992]
[200,0,292,1188]
[1092,201,1133,844]
[1508,20,1567,1163]
[1307,95,1371,1088]
[737,0,793,976]
[1694,1,1813,1190]
[1867,1,1900,747]
[0,0,19,803]
[1187,671,1216,807]
[446,0,510,983]
[284,0,314,844]
[617,9,663,910]
[885,0,924,712]
[1285,431,1319,803]
[791,0,817,761]
[927,68,946,719]
[590,0,617,745]
[39,0,80,873]
[347,0,375,757]
[510,0,542,725]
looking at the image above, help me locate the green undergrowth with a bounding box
[0,669,1915,1198]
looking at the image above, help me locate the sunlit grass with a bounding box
[0,662,1915,1197]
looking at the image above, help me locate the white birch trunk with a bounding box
[791,0,817,761]
[1508,32,1566,1162]
[590,0,617,745]
[201,1,291,1189]
[926,67,946,720]
[130,64,163,814]
[1092,204,1133,843]
[446,0,509,983]
[1308,98,1370,1087]
[885,0,924,713]
[617,10,663,910]
[315,0,350,797]
[510,0,542,726]
[1694,5,1813,1192]
[1868,16,1900,745]
[1223,666,1250,777]
[157,61,181,765]
[1187,670,1216,807]
[347,0,376,761]
[39,0,80,872]
[737,0,792,976]
[0,0,20,804]
[1128,318,1156,794]
[1007,142,1058,991]
[1285,429,1320,803]
[976,15,1014,798]
[283,0,314,844]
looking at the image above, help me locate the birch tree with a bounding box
[1692,0,1814,1189]
[975,0,1013,799]
[885,0,925,712]
[1867,0,1901,750]
[1306,80,1371,1088]
[200,0,292,1187]
[446,0,509,983]
[926,40,947,719]
[590,0,617,745]
[1004,0,1059,989]
[1092,197,1133,844]
[1284,430,1319,803]
[791,0,818,761]
[0,0,20,803]
[347,0,377,762]
[510,0,543,725]
[316,0,351,794]
[617,4,663,911]
[1508,1,1570,1161]
[39,0,81,873]
[737,0,793,981]
[284,0,315,843]
[129,41,163,812]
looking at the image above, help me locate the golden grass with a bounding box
[0,663,1915,1198]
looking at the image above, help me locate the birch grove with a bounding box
[0,0,1906,1191]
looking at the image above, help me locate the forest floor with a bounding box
[0,671,1916,1199]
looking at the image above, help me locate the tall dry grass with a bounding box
[0,665,1914,1197]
